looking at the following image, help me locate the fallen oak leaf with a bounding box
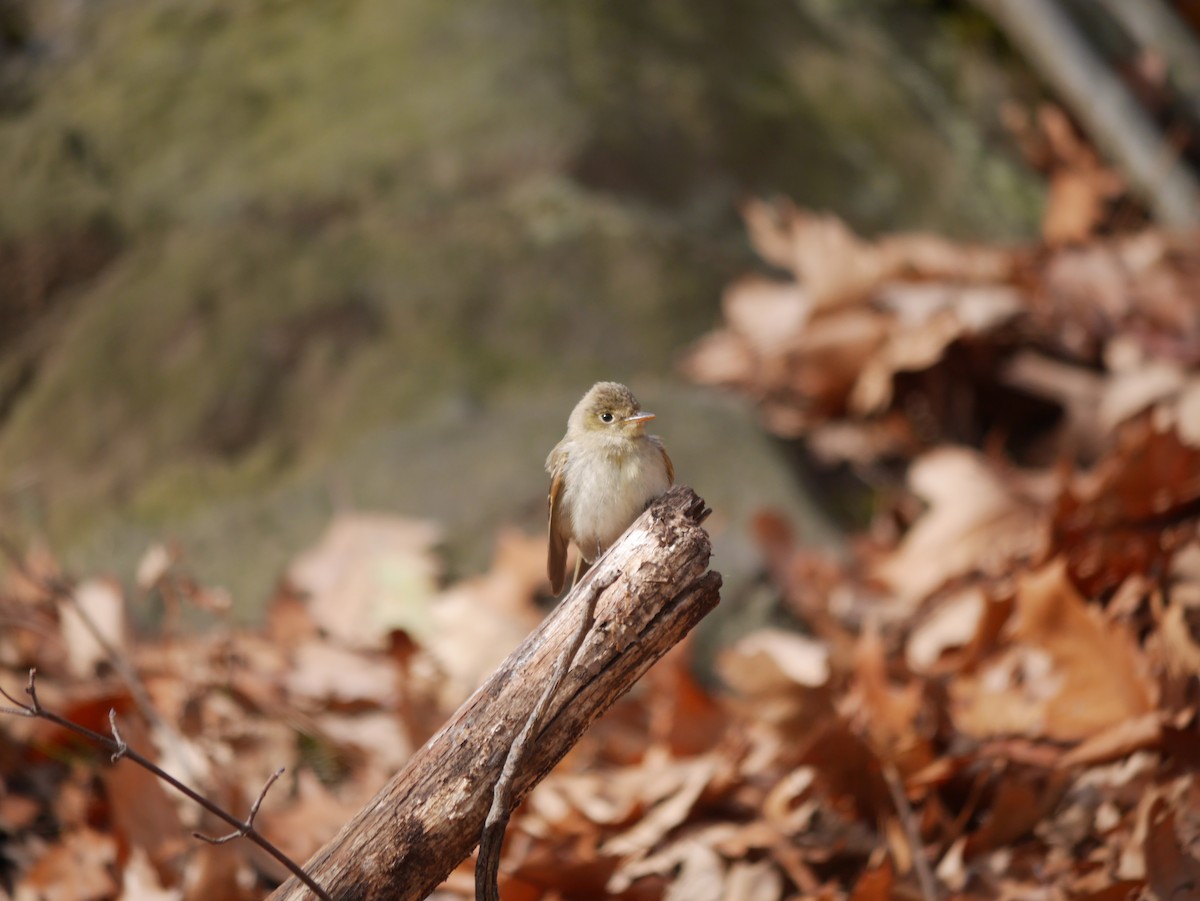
[15,827,118,901]
[850,283,1022,414]
[849,621,931,776]
[742,201,892,311]
[289,513,442,651]
[608,837,724,900]
[1144,796,1200,901]
[600,754,722,859]
[1012,560,1154,740]
[1053,419,1200,596]
[724,860,785,901]
[873,447,1049,612]
[952,559,1155,742]
[905,585,986,674]
[963,770,1071,858]
[1057,711,1164,769]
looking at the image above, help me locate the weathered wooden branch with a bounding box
[268,486,721,901]
[973,0,1200,229]
[1093,0,1200,125]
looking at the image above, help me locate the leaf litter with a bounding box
[6,175,1200,899]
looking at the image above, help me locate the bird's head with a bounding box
[568,381,656,441]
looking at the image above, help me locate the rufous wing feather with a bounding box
[547,467,568,594]
[655,437,675,486]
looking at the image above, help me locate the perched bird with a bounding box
[546,382,675,594]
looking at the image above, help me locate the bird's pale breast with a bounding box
[560,436,671,561]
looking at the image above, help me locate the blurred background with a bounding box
[0,0,1195,615]
[8,2,1200,898]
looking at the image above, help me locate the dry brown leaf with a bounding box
[265,588,320,648]
[1178,381,1200,447]
[1043,170,1114,245]
[953,560,1155,742]
[1144,796,1200,901]
[285,641,398,707]
[423,531,544,707]
[851,284,1021,414]
[906,586,985,673]
[1099,356,1187,432]
[742,200,891,311]
[877,230,1016,284]
[59,578,127,677]
[951,644,1058,739]
[663,842,725,901]
[724,860,785,901]
[685,201,1024,468]
[101,716,188,883]
[1035,231,1200,364]
[935,837,967,892]
[804,415,919,465]
[135,543,176,593]
[643,642,729,757]
[1054,420,1200,596]
[848,858,894,901]
[289,513,441,650]
[1158,601,1200,677]
[787,308,891,413]
[799,720,892,824]
[312,711,413,771]
[743,199,1015,309]
[1006,104,1126,246]
[1070,880,1148,901]
[966,772,1070,857]
[178,843,258,901]
[679,330,757,391]
[1013,561,1154,739]
[1057,712,1163,769]
[120,846,181,901]
[527,769,643,831]
[850,622,929,773]
[0,791,40,833]
[607,837,716,898]
[720,629,829,693]
[874,448,1047,610]
[16,828,117,901]
[717,629,834,732]
[761,768,818,837]
[600,754,721,859]
[722,276,812,355]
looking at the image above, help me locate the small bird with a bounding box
[546,382,675,594]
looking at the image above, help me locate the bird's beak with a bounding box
[624,411,655,424]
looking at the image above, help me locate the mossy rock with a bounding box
[0,0,1042,607]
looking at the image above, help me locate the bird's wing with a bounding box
[547,444,569,595]
[652,436,675,486]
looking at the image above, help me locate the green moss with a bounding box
[0,0,568,235]
[0,0,1044,607]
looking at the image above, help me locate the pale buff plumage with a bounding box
[546,382,674,594]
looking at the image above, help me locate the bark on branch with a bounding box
[268,486,721,901]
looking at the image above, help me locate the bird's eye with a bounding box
[599,412,615,423]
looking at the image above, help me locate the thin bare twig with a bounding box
[882,759,940,901]
[196,767,286,845]
[0,534,200,781]
[2,669,332,901]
